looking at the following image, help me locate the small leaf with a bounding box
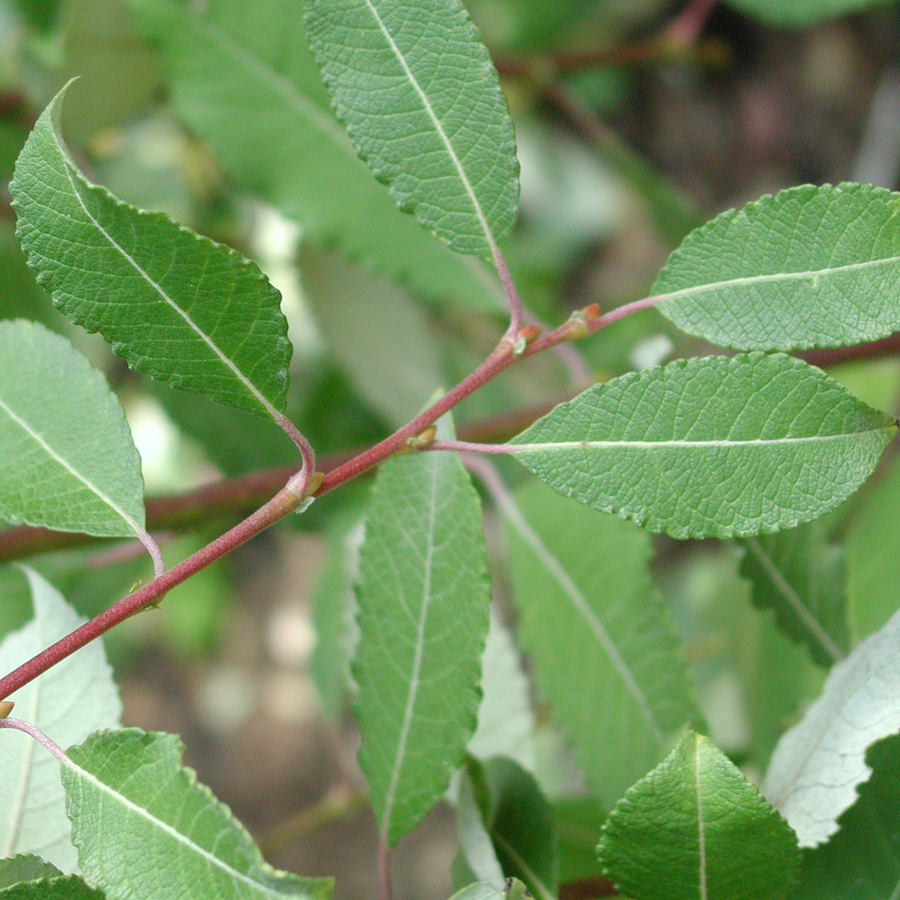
[305,0,519,259]
[0,855,63,889]
[510,353,896,540]
[739,522,849,667]
[61,729,333,900]
[762,601,900,846]
[0,320,144,540]
[599,732,801,900]
[502,479,696,806]
[0,875,104,899]
[724,0,895,27]
[354,412,491,845]
[11,85,291,418]
[0,569,121,871]
[656,184,900,351]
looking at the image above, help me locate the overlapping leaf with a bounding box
[305,0,519,259]
[11,86,291,418]
[762,602,900,846]
[353,413,491,845]
[59,729,331,900]
[656,184,900,350]
[599,732,801,900]
[724,0,894,27]
[510,353,896,540]
[502,479,695,807]
[0,320,145,540]
[126,0,502,310]
[0,855,103,900]
[0,569,121,871]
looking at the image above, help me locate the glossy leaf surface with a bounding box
[12,86,291,418]
[510,353,895,539]
[61,729,333,900]
[354,414,491,845]
[0,320,145,540]
[305,0,519,259]
[657,184,900,350]
[763,602,900,846]
[599,732,800,900]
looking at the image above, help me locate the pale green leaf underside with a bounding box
[510,353,896,540]
[61,729,333,900]
[126,0,502,311]
[354,414,491,846]
[502,480,695,807]
[656,184,900,350]
[305,0,519,259]
[724,0,895,27]
[0,320,145,539]
[762,602,900,847]
[0,569,121,871]
[11,85,291,418]
[600,732,800,900]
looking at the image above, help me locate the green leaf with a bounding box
[553,798,608,884]
[501,479,696,807]
[11,85,292,419]
[599,732,801,900]
[60,729,334,900]
[126,0,502,311]
[739,523,849,667]
[846,452,900,641]
[0,569,121,871]
[0,856,63,889]
[353,413,491,845]
[510,353,896,540]
[762,602,900,846]
[656,184,900,351]
[0,320,145,540]
[0,875,104,899]
[797,733,900,900]
[305,0,519,259]
[723,0,895,27]
[447,883,506,900]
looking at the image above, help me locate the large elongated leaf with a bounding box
[126,0,501,311]
[0,320,145,540]
[11,86,291,418]
[354,414,491,846]
[60,729,333,900]
[501,480,695,806]
[305,0,519,259]
[724,0,895,27]
[510,353,896,540]
[599,732,801,900]
[762,602,900,846]
[0,569,121,871]
[656,184,900,351]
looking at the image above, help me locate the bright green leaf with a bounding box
[724,0,895,27]
[763,602,900,846]
[510,353,896,540]
[354,413,491,845]
[739,523,849,667]
[305,0,519,259]
[60,729,333,900]
[501,479,696,806]
[656,184,900,350]
[0,569,121,871]
[0,864,104,900]
[0,320,145,540]
[0,856,63,889]
[11,85,292,418]
[599,732,801,900]
[126,0,502,311]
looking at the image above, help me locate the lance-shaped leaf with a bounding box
[0,569,121,871]
[353,413,491,845]
[59,729,333,900]
[126,0,501,311]
[656,183,900,351]
[762,602,900,847]
[501,479,695,806]
[0,320,145,540]
[11,85,291,418]
[724,0,895,27]
[739,522,849,668]
[509,353,896,540]
[305,0,519,260]
[599,732,801,900]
